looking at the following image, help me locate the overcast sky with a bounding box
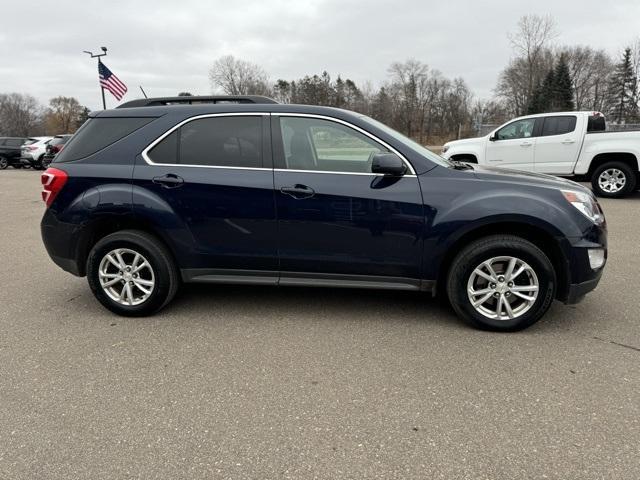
[1,0,639,110]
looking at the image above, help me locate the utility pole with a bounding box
[83,47,108,109]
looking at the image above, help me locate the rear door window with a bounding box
[541,116,577,136]
[148,116,263,168]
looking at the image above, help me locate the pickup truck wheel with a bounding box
[592,162,636,198]
[446,235,556,331]
[0,157,7,169]
[87,230,180,317]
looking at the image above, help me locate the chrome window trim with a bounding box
[141,111,417,176]
[141,112,270,171]
[273,113,417,175]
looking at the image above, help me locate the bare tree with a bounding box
[0,93,43,136]
[209,55,270,96]
[562,46,613,110]
[45,96,84,134]
[498,15,557,114]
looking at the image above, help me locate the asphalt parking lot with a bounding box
[0,169,638,479]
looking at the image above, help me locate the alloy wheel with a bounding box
[466,256,539,321]
[598,168,626,193]
[98,248,155,306]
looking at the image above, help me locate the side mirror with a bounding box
[371,153,406,176]
[489,134,497,142]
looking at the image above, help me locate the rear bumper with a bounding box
[41,209,85,277]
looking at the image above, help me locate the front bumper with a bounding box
[565,274,603,304]
[558,223,607,304]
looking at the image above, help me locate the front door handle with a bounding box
[562,139,576,144]
[153,174,184,188]
[280,184,315,199]
[520,141,533,147]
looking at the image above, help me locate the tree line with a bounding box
[0,94,90,137]
[208,15,639,142]
[2,15,638,144]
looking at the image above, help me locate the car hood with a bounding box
[469,164,590,193]
[444,136,484,147]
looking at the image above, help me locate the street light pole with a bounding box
[83,47,108,110]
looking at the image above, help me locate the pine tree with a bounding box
[552,54,574,111]
[607,48,638,123]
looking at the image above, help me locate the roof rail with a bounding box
[117,95,279,108]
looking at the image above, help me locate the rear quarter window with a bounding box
[55,117,154,162]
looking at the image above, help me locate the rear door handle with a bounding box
[520,141,533,147]
[153,174,184,188]
[562,139,576,144]
[280,184,315,199]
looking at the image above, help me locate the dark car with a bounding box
[41,134,72,168]
[0,137,35,169]
[40,95,607,331]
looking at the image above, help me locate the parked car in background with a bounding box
[441,111,640,198]
[42,134,72,168]
[21,136,53,169]
[0,137,36,169]
[40,96,607,331]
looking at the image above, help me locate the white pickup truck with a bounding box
[442,111,640,198]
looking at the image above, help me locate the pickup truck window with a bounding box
[541,116,577,136]
[495,119,535,140]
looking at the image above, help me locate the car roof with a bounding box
[96,103,361,121]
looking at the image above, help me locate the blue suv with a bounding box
[40,96,607,331]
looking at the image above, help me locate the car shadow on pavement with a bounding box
[169,283,466,330]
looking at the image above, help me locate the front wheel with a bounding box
[591,161,636,198]
[446,235,556,331]
[86,230,180,316]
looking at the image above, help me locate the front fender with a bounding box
[419,178,585,280]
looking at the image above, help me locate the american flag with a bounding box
[98,62,127,101]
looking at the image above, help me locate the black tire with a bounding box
[0,157,7,169]
[446,235,556,331]
[37,154,46,170]
[41,156,52,169]
[591,161,637,198]
[12,164,22,169]
[86,230,180,316]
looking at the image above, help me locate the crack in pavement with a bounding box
[592,336,640,352]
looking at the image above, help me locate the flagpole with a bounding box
[83,47,108,110]
[98,57,107,110]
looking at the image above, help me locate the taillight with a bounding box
[41,168,68,207]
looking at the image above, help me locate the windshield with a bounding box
[358,115,453,168]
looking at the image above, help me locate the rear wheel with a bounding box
[446,235,556,331]
[87,230,180,316]
[591,161,636,198]
[0,157,7,169]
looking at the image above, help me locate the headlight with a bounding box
[441,145,449,154]
[561,190,605,224]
